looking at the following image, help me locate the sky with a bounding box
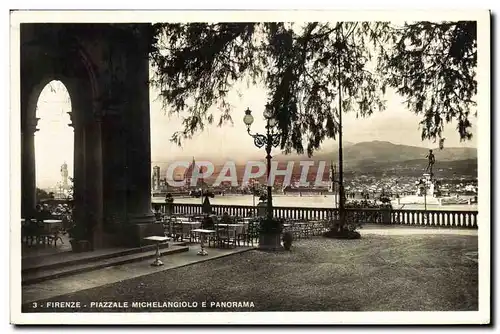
[34,72,477,188]
[149,82,477,164]
[34,81,74,189]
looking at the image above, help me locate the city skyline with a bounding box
[34,76,477,188]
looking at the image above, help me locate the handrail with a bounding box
[154,203,478,229]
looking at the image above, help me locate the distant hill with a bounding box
[275,140,476,165]
[270,140,477,178]
[353,158,477,177]
[152,140,477,178]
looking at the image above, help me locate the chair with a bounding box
[22,219,37,245]
[234,224,245,246]
[26,220,51,245]
[207,216,221,248]
[162,216,173,237]
[244,221,260,246]
[218,225,237,248]
[45,227,65,246]
[171,217,184,241]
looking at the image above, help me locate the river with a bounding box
[152,194,478,211]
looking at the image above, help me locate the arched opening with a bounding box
[21,24,156,251]
[34,80,73,202]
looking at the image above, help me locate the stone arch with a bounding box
[21,23,156,249]
[22,44,99,129]
[21,27,102,247]
[33,80,73,196]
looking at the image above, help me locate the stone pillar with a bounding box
[101,112,128,236]
[70,112,86,236]
[84,113,104,249]
[124,36,154,227]
[117,28,156,246]
[21,117,38,219]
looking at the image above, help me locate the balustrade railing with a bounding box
[153,203,478,229]
[391,209,478,228]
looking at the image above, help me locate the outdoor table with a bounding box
[44,219,62,223]
[144,236,171,266]
[191,229,216,256]
[43,220,63,233]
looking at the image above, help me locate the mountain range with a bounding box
[153,140,477,177]
[275,140,477,166]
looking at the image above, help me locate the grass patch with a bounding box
[23,233,478,312]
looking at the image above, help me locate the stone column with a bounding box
[70,111,86,235]
[84,112,104,249]
[21,117,38,219]
[123,33,154,227]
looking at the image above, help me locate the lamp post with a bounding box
[252,182,256,216]
[243,105,281,220]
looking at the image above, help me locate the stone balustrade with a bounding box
[152,203,478,229]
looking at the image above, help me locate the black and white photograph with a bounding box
[9,9,490,325]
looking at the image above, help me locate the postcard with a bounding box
[10,9,490,325]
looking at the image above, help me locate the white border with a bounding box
[8,9,491,325]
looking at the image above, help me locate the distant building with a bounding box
[416,173,441,197]
[465,184,477,193]
[184,157,197,188]
[60,161,69,190]
[183,157,208,189]
[54,161,71,199]
[152,165,161,191]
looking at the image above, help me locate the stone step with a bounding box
[22,241,188,273]
[21,244,189,286]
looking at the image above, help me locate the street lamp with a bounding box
[251,182,256,216]
[243,105,281,220]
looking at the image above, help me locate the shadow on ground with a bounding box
[22,233,478,312]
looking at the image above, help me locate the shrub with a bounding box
[282,231,293,250]
[68,222,88,241]
[258,217,284,235]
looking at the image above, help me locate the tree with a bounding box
[149,21,477,154]
[150,23,260,146]
[150,22,388,157]
[36,188,52,201]
[382,21,477,142]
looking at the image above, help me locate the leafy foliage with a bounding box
[68,221,89,241]
[282,231,293,250]
[150,22,389,156]
[382,21,477,142]
[149,21,477,155]
[263,22,389,156]
[36,187,53,200]
[150,23,261,145]
[258,217,284,235]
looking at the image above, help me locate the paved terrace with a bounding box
[22,227,477,312]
